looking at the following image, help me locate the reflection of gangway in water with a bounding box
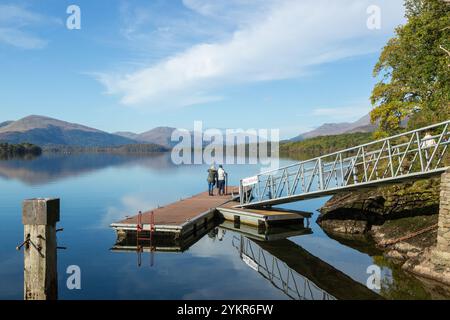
[232,235,335,300]
[231,235,382,300]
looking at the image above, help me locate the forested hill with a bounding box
[280,132,373,160]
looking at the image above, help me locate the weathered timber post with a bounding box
[21,198,60,300]
[433,168,450,265]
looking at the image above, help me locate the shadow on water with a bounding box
[321,229,384,257]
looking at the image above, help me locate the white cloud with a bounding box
[100,194,157,228]
[0,4,58,49]
[98,0,405,109]
[0,4,43,25]
[0,27,46,49]
[182,0,272,22]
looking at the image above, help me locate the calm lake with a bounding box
[0,153,447,300]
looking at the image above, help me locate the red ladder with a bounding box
[136,211,155,267]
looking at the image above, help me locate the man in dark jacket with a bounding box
[207,165,218,196]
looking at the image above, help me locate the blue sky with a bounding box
[0,0,406,138]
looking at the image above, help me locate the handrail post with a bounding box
[239,180,243,205]
[318,158,324,191]
[416,131,425,172]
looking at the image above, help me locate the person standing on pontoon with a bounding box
[217,165,227,196]
[207,165,218,196]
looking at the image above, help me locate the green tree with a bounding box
[0,142,42,159]
[371,0,450,138]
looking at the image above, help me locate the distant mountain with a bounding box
[204,130,267,146]
[114,131,142,141]
[0,115,139,147]
[115,127,180,148]
[0,121,13,128]
[137,127,179,148]
[0,113,380,150]
[116,127,183,148]
[116,127,268,148]
[289,113,377,142]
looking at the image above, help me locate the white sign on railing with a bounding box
[242,176,259,187]
[242,254,259,272]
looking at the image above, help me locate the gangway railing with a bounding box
[239,120,450,208]
[232,235,336,300]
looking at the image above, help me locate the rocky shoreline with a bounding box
[317,177,450,287]
[317,178,440,234]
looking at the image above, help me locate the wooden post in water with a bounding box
[21,198,60,300]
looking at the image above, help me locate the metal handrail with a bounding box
[240,120,450,207]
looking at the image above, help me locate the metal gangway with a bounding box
[239,120,450,208]
[232,235,336,300]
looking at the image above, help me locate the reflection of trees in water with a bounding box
[0,153,175,185]
[0,154,40,161]
[324,226,450,299]
[325,231,450,299]
[322,227,450,299]
[373,255,450,300]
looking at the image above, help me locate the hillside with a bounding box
[136,127,178,148]
[115,127,182,148]
[0,121,13,128]
[281,132,373,160]
[289,113,376,142]
[114,131,142,141]
[116,127,267,148]
[0,115,139,147]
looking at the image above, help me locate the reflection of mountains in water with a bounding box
[0,153,175,185]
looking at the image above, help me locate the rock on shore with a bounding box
[317,178,440,235]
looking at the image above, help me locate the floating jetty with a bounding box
[111,220,312,253]
[110,187,310,242]
[217,201,311,227]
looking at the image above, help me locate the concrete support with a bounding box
[432,168,450,265]
[22,198,60,300]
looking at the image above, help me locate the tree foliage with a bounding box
[280,132,373,160]
[371,0,450,138]
[43,143,168,154]
[0,142,42,159]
